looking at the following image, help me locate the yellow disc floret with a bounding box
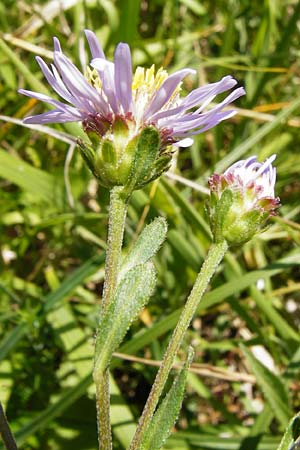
[85,67,102,92]
[132,65,182,130]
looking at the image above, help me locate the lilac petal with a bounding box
[170,110,233,135]
[114,43,133,113]
[144,69,196,120]
[150,102,187,123]
[175,111,236,133]
[244,156,259,167]
[36,56,74,104]
[198,111,237,132]
[18,89,82,119]
[53,37,62,52]
[23,110,80,124]
[166,86,244,131]
[53,51,109,114]
[91,58,119,113]
[152,91,217,123]
[173,137,194,147]
[172,110,237,137]
[151,76,240,123]
[50,63,97,112]
[195,86,245,114]
[159,109,212,128]
[224,156,257,177]
[255,154,277,178]
[84,30,105,59]
[182,76,237,108]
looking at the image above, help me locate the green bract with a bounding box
[209,188,270,246]
[79,126,172,194]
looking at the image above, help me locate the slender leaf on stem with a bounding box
[119,216,168,279]
[139,347,194,450]
[277,413,300,450]
[94,262,156,374]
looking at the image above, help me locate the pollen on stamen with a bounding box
[132,65,169,98]
[85,66,102,92]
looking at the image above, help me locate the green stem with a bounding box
[0,402,18,450]
[94,186,128,450]
[129,240,228,450]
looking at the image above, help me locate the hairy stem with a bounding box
[94,186,128,450]
[0,402,18,450]
[129,240,228,450]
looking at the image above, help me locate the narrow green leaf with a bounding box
[94,262,156,372]
[140,348,194,450]
[241,344,291,428]
[117,0,140,42]
[43,254,105,312]
[168,229,201,271]
[7,374,92,449]
[120,217,167,278]
[0,323,28,362]
[167,431,281,449]
[110,375,136,447]
[277,413,300,450]
[161,178,212,240]
[0,255,105,364]
[250,287,300,348]
[0,149,63,204]
[0,38,48,94]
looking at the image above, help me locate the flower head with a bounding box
[208,155,280,245]
[19,30,245,191]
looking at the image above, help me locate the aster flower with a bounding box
[19,30,245,190]
[208,155,280,245]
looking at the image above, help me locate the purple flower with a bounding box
[208,155,280,245]
[19,30,245,149]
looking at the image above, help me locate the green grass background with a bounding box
[1,0,300,449]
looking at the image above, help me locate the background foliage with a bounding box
[1,0,300,449]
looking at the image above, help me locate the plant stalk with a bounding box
[0,402,18,450]
[94,186,128,450]
[129,240,228,450]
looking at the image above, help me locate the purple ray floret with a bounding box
[19,30,245,148]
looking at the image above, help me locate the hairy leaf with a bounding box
[120,216,167,279]
[139,347,194,450]
[94,262,156,372]
[277,413,300,450]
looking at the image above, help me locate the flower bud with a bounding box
[208,155,280,246]
[78,125,172,193]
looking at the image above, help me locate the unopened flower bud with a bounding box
[208,155,280,246]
